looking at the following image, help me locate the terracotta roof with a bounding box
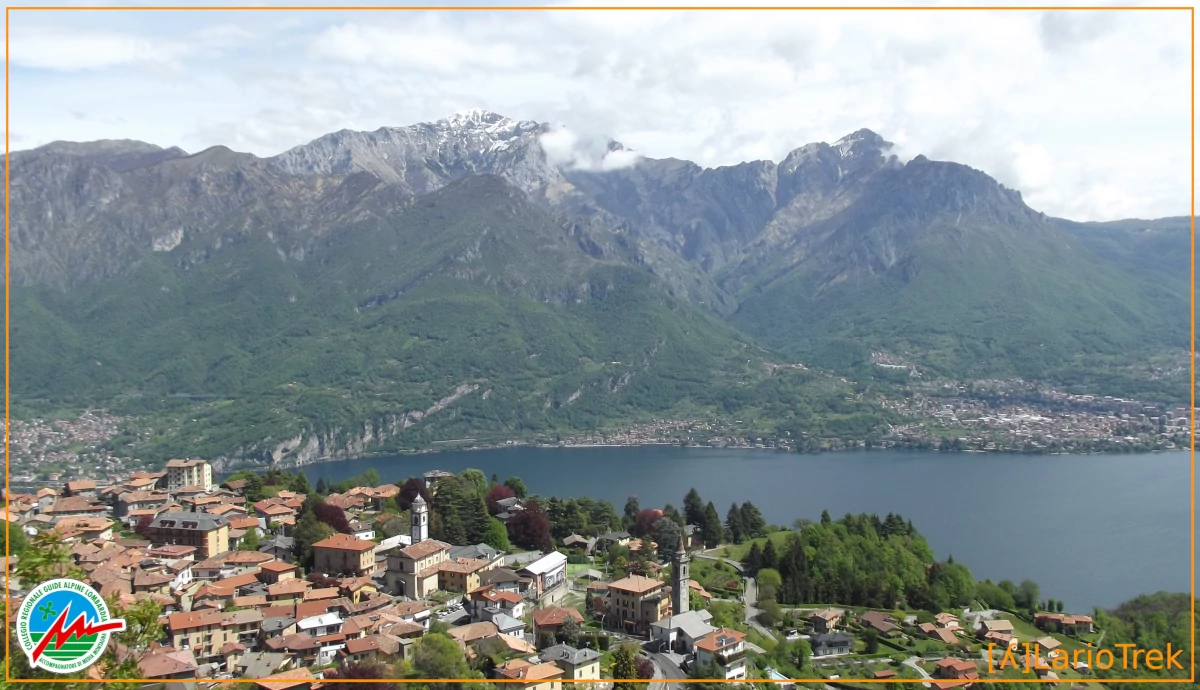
[260,561,299,573]
[166,609,225,632]
[437,557,489,574]
[391,601,432,617]
[607,574,663,595]
[532,607,585,628]
[344,634,402,656]
[304,588,341,601]
[447,621,499,643]
[496,659,564,682]
[133,570,175,588]
[313,533,375,552]
[138,649,198,679]
[695,628,745,653]
[254,667,315,690]
[936,658,977,673]
[399,539,452,560]
[268,580,311,596]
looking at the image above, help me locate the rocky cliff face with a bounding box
[7,110,1189,395]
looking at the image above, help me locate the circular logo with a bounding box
[17,578,126,674]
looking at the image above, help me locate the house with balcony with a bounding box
[693,628,748,680]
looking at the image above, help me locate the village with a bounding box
[2,461,1113,689]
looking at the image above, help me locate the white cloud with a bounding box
[538,124,642,171]
[4,6,1193,221]
[9,25,191,71]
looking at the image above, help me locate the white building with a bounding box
[651,610,716,654]
[297,612,344,638]
[694,628,748,681]
[165,459,213,492]
[518,551,567,601]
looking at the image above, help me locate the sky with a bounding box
[3,1,1194,222]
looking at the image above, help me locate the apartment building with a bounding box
[147,512,230,559]
[166,459,213,492]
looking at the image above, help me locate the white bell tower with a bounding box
[411,493,429,544]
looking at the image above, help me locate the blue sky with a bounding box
[3,0,1194,221]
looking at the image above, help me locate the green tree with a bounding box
[725,503,745,543]
[556,616,582,646]
[701,501,723,548]
[294,510,336,570]
[482,518,511,551]
[739,502,767,538]
[316,477,328,494]
[761,539,779,572]
[744,541,764,575]
[244,473,265,502]
[15,530,82,583]
[241,528,260,552]
[863,628,880,654]
[460,469,488,495]
[655,517,683,560]
[409,633,479,690]
[683,488,705,526]
[1016,580,1041,611]
[362,468,381,488]
[757,567,783,599]
[102,597,164,678]
[289,472,312,494]
[3,524,28,559]
[820,509,831,525]
[612,642,639,688]
[503,476,528,498]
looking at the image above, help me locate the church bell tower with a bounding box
[411,494,429,544]
[672,535,690,614]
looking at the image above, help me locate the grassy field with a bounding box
[721,530,797,561]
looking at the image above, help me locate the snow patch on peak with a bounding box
[448,108,507,124]
[834,128,888,158]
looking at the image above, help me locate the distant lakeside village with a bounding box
[3,460,1123,688]
[4,379,1197,483]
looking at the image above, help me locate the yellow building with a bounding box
[494,658,564,690]
[312,533,376,577]
[386,539,452,599]
[148,512,230,559]
[538,644,602,681]
[436,557,492,593]
[606,574,670,635]
[165,610,234,664]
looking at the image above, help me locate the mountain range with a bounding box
[4,109,1192,464]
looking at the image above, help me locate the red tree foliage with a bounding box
[635,656,655,679]
[506,498,553,551]
[634,508,664,537]
[134,514,154,540]
[314,503,353,534]
[484,485,516,515]
[397,478,432,511]
[323,661,398,690]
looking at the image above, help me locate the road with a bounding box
[650,650,686,690]
[693,551,744,574]
[741,577,775,639]
[902,656,933,687]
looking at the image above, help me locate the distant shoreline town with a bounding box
[4,385,1196,485]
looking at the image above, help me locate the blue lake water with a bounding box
[292,446,1193,611]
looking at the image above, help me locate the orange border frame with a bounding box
[0,2,1195,686]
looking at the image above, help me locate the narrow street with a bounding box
[742,576,775,639]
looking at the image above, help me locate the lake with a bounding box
[292,446,1193,612]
